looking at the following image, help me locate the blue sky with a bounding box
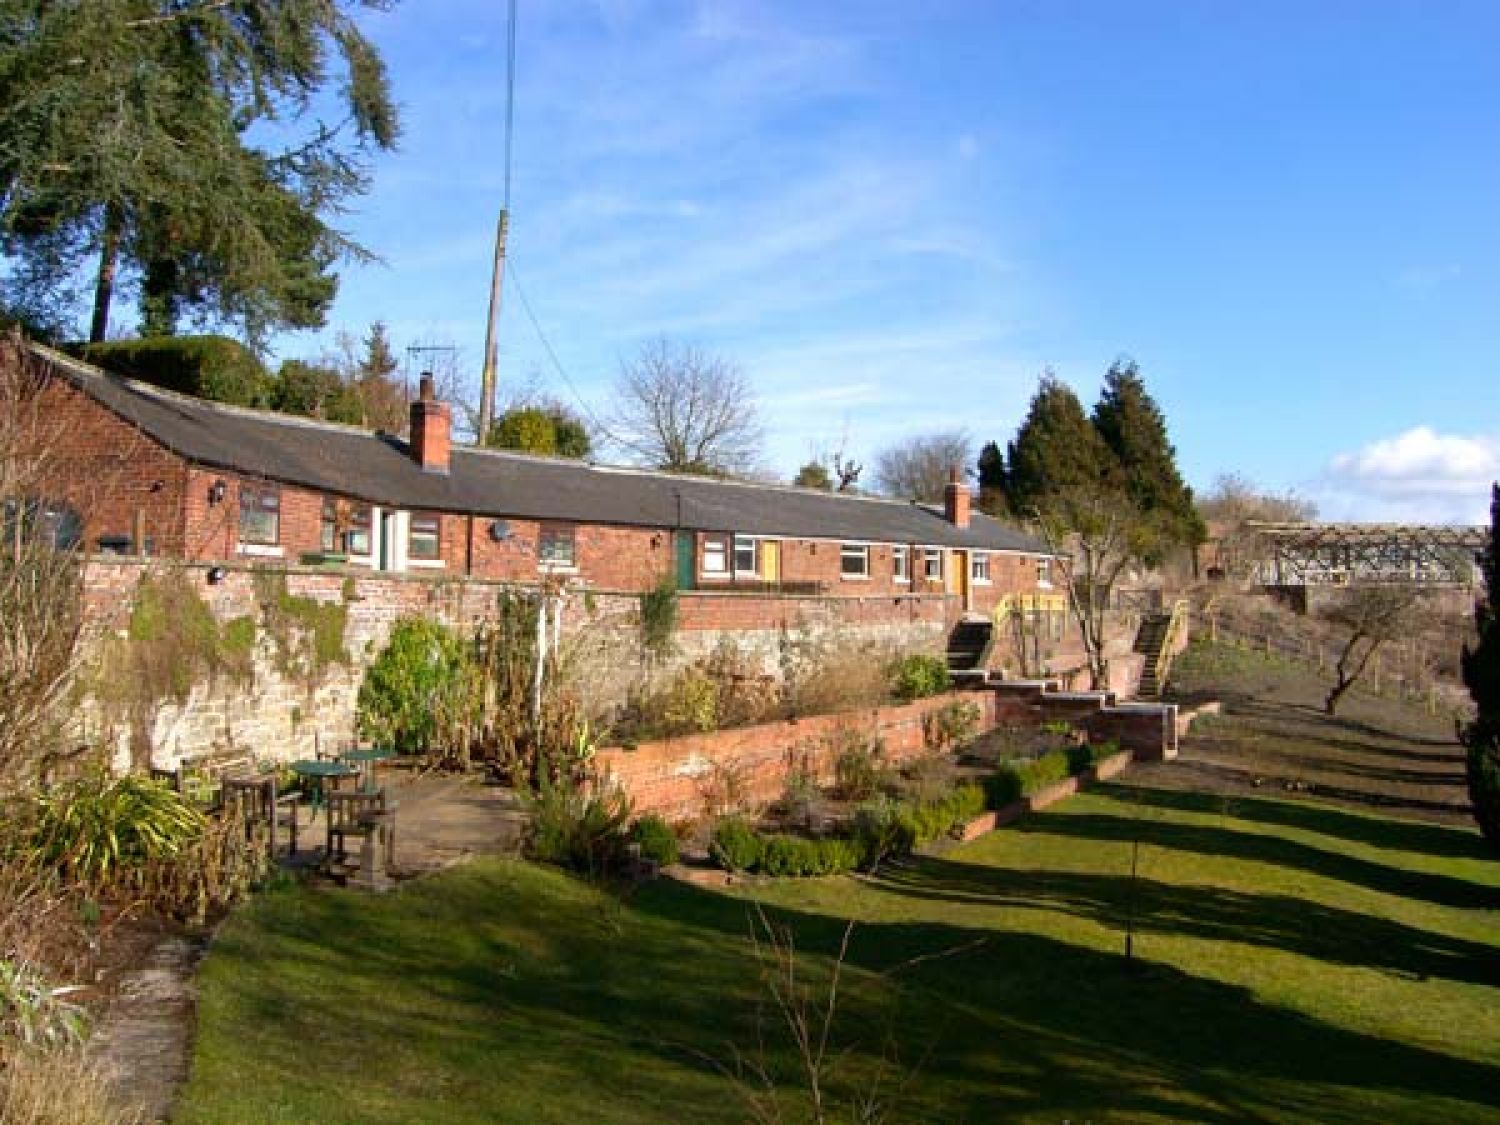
[276,0,1500,524]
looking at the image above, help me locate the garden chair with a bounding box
[325,788,399,884]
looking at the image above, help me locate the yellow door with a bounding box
[762,540,780,583]
[947,550,968,599]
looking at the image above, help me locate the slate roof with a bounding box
[37,342,1052,556]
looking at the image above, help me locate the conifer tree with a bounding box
[976,441,1007,515]
[1092,359,1206,562]
[0,2,400,342]
[1003,373,1115,516]
[1462,483,1500,847]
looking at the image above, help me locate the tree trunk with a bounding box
[89,203,124,343]
[1325,634,1380,715]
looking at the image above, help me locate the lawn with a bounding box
[177,788,1500,1122]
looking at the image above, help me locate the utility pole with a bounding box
[476,207,509,443]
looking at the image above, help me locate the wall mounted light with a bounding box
[208,479,227,505]
[207,566,227,585]
[488,519,511,542]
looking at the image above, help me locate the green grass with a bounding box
[177,782,1500,1123]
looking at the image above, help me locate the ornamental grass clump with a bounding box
[32,775,204,891]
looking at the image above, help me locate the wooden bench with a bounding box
[221,773,303,858]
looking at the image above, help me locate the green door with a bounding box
[675,531,696,590]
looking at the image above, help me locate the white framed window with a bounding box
[893,546,910,583]
[701,534,729,576]
[238,485,280,546]
[538,523,576,570]
[971,552,991,584]
[1037,557,1053,587]
[923,547,944,581]
[733,534,759,577]
[408,512,443,561]
[840,543,870,579]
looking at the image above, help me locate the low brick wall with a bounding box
[594,689,998,822]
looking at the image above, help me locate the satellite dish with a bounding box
[489,520,511,542]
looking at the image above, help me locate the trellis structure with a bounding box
[1248,522,1486,587]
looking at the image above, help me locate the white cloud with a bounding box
[1318,426,1499,523]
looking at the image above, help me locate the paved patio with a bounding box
[286,769,528,879]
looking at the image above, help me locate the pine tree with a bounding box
[0,2,399,342]
[1092,359,1206,561]
[976,441,1007,515]
[1003,374,1115,516]
[1462,483,1500,847]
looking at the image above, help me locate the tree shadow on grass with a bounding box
[189,863,1500,1125]
[633,879,1500,1124]
[868,855,1500,989]
[1020,801,1497,912]
[1125,762,1476,833]
[1104,783,1490,862]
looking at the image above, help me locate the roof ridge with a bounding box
[31,341,399,442]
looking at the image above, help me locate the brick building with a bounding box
[13,339,1059,621]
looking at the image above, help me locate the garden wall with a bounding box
[595,680,1178,821]
[594,689,999,822]
[76,558,951,770]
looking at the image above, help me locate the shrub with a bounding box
[758,835,864,878]
[894,783,986,849]
[833,733,886,801]
[891,653,950,701]
[786,640,891,716]
[75,335,272,407]
[357,617,477,755]
[629,814,680,867]
[526,775,633,876]
[32,775,205,889]
[710,816,763,871]
[661,668,719,734]
[852,796,905,864]
[1067,739,1123,774]
[923,699,981,751]
[987,746,1099,809]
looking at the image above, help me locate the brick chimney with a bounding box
[943,466,971,529]
[409,372,451,474]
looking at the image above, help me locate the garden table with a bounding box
[342,747,394,792]
[289,759,358,814]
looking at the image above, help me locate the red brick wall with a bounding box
[594,689,999,821]
[34,373,190,555]
[464,517,671,589]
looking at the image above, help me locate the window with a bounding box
[239,486,280,545]
[538,524,575,570]
[923,548,944,581]
[971,552,991,584]
[320,499,372,556]
[893,545,910,583]
[345,506,373,557]
[1037,557,1053,587]
[733,534,759,576]
[702,534,729,576]
[408,512,442,561]
[840,543,869,578]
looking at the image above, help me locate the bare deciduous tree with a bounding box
[1322,586,1424,715]
[0,336,91,787]
[1198,472,1318,582]
[1027,485,1140,691]
[872,431,972,502]
[610,338,762,475]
